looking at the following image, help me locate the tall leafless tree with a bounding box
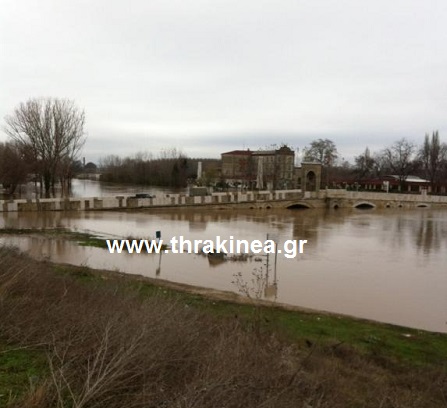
[303,139,338,187]
[419,131,447,191]
[303,138,338,166]
[382,138,416,190]
[354,147,376,180]
[4,98,86,197]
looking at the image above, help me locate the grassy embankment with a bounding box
[0,231,446,407]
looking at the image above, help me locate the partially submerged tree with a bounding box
[0,142,29,195]
[4,98,86,197]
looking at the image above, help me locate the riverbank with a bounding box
[0,247,446,407]
[1,215,447,334]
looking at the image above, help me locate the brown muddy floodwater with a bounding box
[1,207,446,333]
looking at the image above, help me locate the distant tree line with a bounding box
[99,149,220,188]
[2,99,445,196]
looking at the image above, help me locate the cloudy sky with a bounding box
[1,0,446,163]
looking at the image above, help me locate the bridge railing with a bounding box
[325,189,447,203]
[0,189,305,212]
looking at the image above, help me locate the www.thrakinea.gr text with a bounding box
[106,236,308,259]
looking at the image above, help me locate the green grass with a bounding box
[0,227,168,250]
[0,342,47,407]
[77,236,109,249]
[130,280,447,366]
[189,298,447,366]
[261,307,447,365]
[74,232,168,250]
[0,227,109,249]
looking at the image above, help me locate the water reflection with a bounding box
[413,212,447,255]
[3,208,447,259]
[1,207,447,332]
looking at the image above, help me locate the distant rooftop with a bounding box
[387,175,429,183]
[222,146,294,156]
[221,150,252,156]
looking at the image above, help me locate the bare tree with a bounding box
[372,151,388,177]
[419,131,447,191]
[303,139,338,166]
[382,138,416,190]
[4,98,86,197]
[354,147,376,180]
[303,139,338,187]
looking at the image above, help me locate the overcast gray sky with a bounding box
[1,0,446,163]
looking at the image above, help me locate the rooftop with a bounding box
[221,150,252,156]
[386,175,430,183]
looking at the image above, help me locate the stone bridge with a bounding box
[0,190,307,212]
[322,190,447,209]
[2,189,447,213]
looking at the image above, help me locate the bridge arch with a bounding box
[354,201,376,209]
[286,202,312,209]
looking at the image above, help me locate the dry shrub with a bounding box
[0,247,446,408]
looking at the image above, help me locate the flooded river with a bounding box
[1,207,446,333]
[70,179,187,198]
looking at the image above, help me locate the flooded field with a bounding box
[1,207,446,333]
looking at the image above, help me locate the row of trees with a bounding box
[99,150,220,188]
[303,134,447,191]
[1,98,86,197]
[353,133,447,190]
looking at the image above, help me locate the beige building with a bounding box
[221,150,254,181]
[221,146,295,190]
